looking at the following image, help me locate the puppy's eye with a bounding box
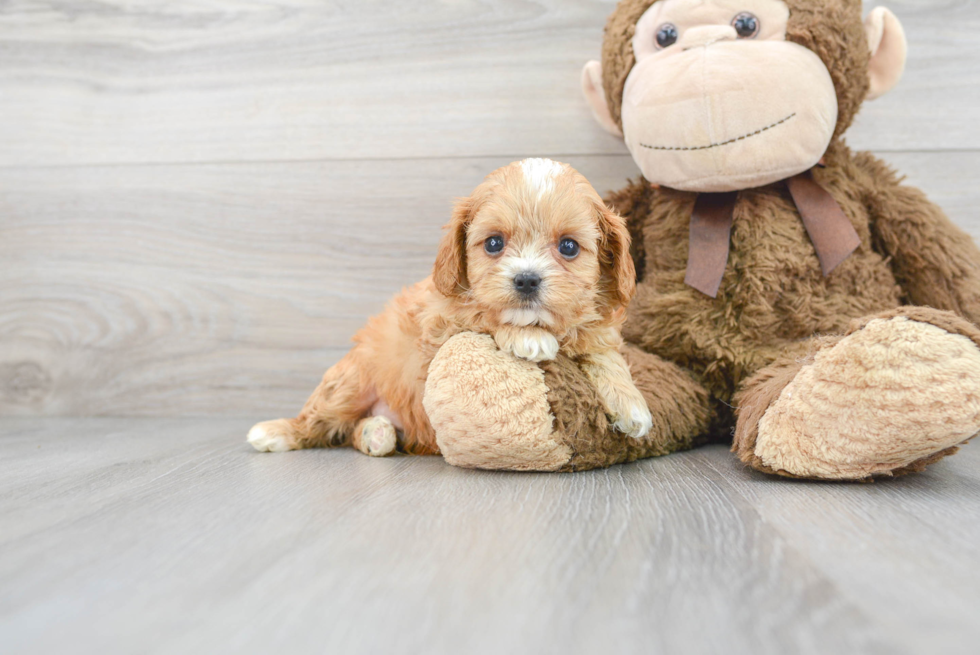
[558,238,580,259]
[656,23,679,49]
[484,236,505,255]
[732,12,760,38]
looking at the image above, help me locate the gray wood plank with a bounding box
[699,442,980,653]
[0,155,642,417]
[0,0,976,168]
[0,418,930,655]
[3,152,978,417]
[855,0,980,152]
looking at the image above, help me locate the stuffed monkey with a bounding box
[424,0,980,480]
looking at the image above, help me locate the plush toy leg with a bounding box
[423,332,574,471]
[424,333,715,472]
[733,308,980,480]
[623,344,715,452]
[550,344,715,471]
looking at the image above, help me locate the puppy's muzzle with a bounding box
[513,272,542,298]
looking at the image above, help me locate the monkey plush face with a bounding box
[583,0,908,193]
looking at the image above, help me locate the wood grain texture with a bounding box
[702,449,980,653]
[3,153,979,417]
[0,155,644,416]
[1,0,979,418]
[0,0,976,168]
[8,418,980,654]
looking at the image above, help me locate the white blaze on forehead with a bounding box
[520,158,565,197]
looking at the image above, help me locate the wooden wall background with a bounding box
[1,0,977,418]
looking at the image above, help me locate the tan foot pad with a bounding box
[756,317,980,479]
[359,416,398,457]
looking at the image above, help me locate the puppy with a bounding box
[248,158,653,457]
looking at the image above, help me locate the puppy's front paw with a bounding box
[513,332,559,362]
[605,394,653,440]
[496,329,559,363]
[612,403,653,439]
[247,420,298,452]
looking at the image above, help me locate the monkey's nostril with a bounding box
[513,272,542,296]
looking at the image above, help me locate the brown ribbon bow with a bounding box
[683,169,862,298]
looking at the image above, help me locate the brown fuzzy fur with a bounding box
[540,343,714,472]
[503,0,980,477]
[605,139,980,476]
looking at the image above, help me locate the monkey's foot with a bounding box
[754,315,980,480]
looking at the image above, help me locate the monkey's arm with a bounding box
[858,152,980,325]
[604,178,654,283]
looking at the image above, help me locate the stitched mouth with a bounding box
[639,113,796,152]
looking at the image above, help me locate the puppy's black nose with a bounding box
[513,272,541,296]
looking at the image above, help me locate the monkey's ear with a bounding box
[581,61,624,138]
[432,196,474,297]
[865,7,907,100]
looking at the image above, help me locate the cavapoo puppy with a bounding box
[248,159,653,457]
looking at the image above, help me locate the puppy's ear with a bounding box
[433,196,475,297]
[596,200,636,311]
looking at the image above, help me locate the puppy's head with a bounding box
[433,158,635,332]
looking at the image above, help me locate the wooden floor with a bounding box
[4,1,980,652]
[2,418,980,654]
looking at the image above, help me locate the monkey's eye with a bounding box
[484,235,505,254]
[558,238,580,259]
[655,23,679,49]
[732,12,760,38]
